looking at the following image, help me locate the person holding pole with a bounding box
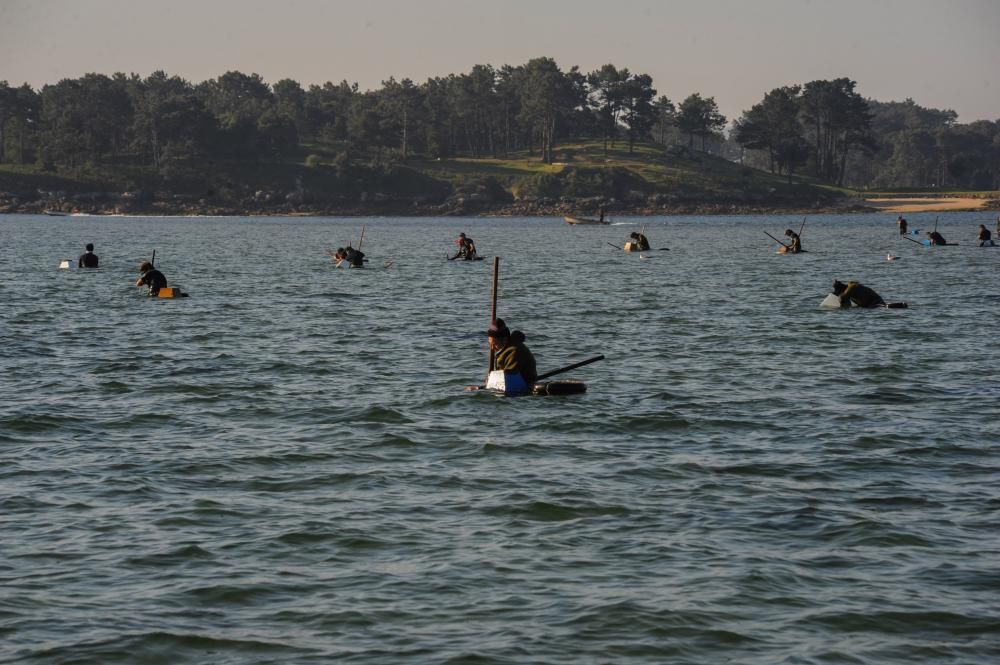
[783,228,803,253]
[135,261,167,295]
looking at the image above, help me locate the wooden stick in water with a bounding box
[488,257,499,373]
[358,225,366,252]
[764,231,791,248]
[151,249,156,267]
[536,355,605,382]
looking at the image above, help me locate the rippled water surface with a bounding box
[2,212,999,664]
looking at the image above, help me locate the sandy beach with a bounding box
[863,197,996,213]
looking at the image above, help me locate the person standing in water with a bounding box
[977,224,995,247]
[78,243,99,268]
[896,215,908,235]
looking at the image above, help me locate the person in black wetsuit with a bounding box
[783,229,803,253]
[896,215,907,235]
[79,243,99,268]
[343,245,365,268]
[135,261,167,295]
[832,280,907,309]
[451,233,477,260]
[977,224,995,247]
[926,230,947,245]
[629,232,650,251]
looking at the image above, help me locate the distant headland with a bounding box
[2,64,997,216]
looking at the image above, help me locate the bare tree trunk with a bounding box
[503,106,510,156]
[548,116,557,163]
[402,106,408,159]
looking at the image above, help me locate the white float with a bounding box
[485,370,530,395]
[819,293,844,309]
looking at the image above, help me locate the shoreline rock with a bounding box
[3,196,997,218]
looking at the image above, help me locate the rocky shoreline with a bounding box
[2,198,882,218]
[4,192,996,218]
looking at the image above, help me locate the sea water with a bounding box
[2,212,998,664]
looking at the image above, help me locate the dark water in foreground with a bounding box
[2,212,999,664]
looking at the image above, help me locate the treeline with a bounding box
[731,79,999,190]
[0,59,721,174]
[1,59,997,191]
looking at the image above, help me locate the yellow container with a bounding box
[157,287,180,298]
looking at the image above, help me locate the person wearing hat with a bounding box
[451,232,477,260]
[628,231,650,251]
[78,243,99,268]
[496,329,537,385]
[782,228,803,253]
[487,318,538,384]
[135,261,168,295]
[896,215,908,235]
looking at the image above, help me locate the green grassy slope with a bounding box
[0,138,847,210]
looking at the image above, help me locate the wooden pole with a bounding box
[764,231,791,248]
[488,257,499,373]
[151,249,155,267]
[358,225,366,252]
[798,216,806,237]
[536,355,605,382]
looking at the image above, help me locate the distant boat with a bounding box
[44,210,68,216]
[564,215,609,225]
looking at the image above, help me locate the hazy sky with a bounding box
[2,0,998,123]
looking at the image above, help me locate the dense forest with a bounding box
[729,84,1000,191]
[0,57,997,209]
